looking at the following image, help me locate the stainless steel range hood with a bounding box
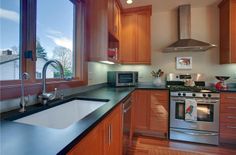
[163,4,216,52]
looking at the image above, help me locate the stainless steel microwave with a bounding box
[107,71,138,87]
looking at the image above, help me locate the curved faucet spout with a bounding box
[42,59,64,98]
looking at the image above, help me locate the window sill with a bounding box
[0,79,88,101]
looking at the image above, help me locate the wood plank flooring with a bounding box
[128,136,236,155]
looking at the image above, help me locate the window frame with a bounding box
[0,0,88,100]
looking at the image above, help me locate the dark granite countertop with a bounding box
[3,83,235,155]
[1,85,168,155]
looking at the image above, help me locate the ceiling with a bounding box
[120,0,222,12]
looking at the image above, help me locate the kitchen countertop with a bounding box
[1,85,168,155]
[1,83,236,155]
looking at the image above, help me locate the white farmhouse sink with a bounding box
[14,100,106,129]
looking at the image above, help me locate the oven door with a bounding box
[170,97,219,132]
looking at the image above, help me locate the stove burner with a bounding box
[168,85,217,93]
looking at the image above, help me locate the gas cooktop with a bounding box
[167,85,218,93]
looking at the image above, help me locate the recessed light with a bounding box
[126,0,133,4]
[100,61,115,65]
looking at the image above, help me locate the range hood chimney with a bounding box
[163,4,216,52]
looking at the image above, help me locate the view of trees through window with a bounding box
[36,0,74,79]
[0,0,20,80]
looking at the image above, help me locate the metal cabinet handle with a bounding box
[108,125,111,145]
[124,105,132,113]
[226,96,236,99]
[227,116,236,119]
[227,126,236,129]
[172,129,218,136]
[227,106,236,109]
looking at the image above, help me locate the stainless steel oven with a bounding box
[169,92,220,145]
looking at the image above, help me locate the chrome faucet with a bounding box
[19,72,30,113]
[38,60,64,105]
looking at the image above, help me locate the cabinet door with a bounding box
[114,1,120,38]
[136,11,151,64]
[133,90,149,131]
[149,90,169,137]
[67,124,103,155]
[120,13,136,63]
[86,0,108,61]
[104,104,122,155]
[219,0,230,64]
[220,92,236,144]
[108,0,114,34]
[231,0,236,63]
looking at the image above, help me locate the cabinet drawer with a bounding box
[220,103,236,113]
[220,113,236,123]
[220,122,236,134]
[151,90,169,101]
[221,93,236,103]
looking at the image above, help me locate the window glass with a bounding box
[0,0,20,80]
[36,0,74,79]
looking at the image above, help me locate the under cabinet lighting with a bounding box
[126,0,133,4]
[100,61,115,65]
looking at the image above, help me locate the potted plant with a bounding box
[151,69,164,86]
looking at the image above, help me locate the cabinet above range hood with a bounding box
[163,4,216,52]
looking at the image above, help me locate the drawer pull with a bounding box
[227,116,236,119]
[227,106,236,109]
[227,126,236,129]
[226,96,236,99]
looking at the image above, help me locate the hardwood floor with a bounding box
[128,136,236,155]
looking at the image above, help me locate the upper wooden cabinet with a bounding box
[133,90,169,138]
[86,0,120,62]
[219,0,236,64]
[108,0,121,39]
[120,6,152,64]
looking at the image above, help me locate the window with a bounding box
[36,0,74,79]
[0,0,87,100]
[0,0,20,80]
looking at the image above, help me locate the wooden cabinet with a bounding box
[68,104,122,155]
[220,92,236,144]
[103,104,122,155]
[219,0,236,64]
[149,90,169,137]
[120,6,151,64]
[133,90,169,138]
[86,0,120,62]
[67,121,103,155]
[133,90,150,131]
[108,0,120,39]
[86,0,108,62]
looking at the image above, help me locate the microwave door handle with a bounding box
[172,129,218,136]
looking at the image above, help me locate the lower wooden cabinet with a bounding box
[67,104,122,155]
[220,92,236,144]
[104,103,122,155]
[133,90,169,138]
[67,123,103,155]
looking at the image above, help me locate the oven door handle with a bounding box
[171,129,218,136]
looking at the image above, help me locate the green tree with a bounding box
[36,40,47,58]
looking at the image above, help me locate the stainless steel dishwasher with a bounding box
[122,95,132,155]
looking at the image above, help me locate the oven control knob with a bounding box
[178,93,181,96]
[192,93,196,97]
[208,94,212,98]
[203,94,206,97]
[183,93,186,96]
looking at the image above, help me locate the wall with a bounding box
[88,62,112,85]
[111,6,236,83]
